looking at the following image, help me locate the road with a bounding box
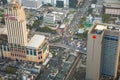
[50,43,86,54]
[58,0,91,79]
[49,0,90,55]
[26,10,39,24]
[63,53,82,80]
[50,43,73,49]
[49,0,91,53]
[63,0,91,37]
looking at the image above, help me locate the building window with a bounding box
[23,51,25,53]
[34,50,36,56]
[27,49,29,55]
[38,51,42,54]
[26,49,36,56]
[41,56,42,59]
[42,44,47,53]
[30,50,33,55]
[8,48,10,51]
[101,35,118,76]
[4,46,6,51]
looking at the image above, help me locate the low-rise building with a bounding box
[43,13,56,25]
[2,34,49,63]
[57,24,66,33]
[103,0,120,16]
[43,11,67,26]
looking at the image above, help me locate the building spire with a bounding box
[11,0,16,4]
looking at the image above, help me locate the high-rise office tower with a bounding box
[4,0,27,46]
[7,0,22,4]
[86,23,120,80]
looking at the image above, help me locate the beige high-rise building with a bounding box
[2,0,49,63]
[4,0,27,46]
[86,23,120,80]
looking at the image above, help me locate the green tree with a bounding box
[36,26,57,34]
[118,15,120,19]
[27,20,40,30]
[80,17,86,23]
[88,8,93,14]
[27,24,33,30]
[33,20,39,28]
[6,67,16,74]
[102,14,111,23]
[27,14,34,19]
[78,23,84,28]
[83,30,88,38]
[47,3,53,7]
[51,50,56,57]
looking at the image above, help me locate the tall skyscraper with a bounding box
[2,0,49,63]
[7,0,22,7]
[4,0,27,46]
[86,23,120,80]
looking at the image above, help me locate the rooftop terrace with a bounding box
[91,24,120,34]
[27,34,45,49]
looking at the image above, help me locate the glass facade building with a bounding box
[101,35,118,77]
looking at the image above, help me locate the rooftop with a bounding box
[95,25,107,30]
[60,24,66,29]
[104,0,120,4]
[104,0,120,8]
[27,35,45,49]
[91,23,120,34]
[104,3,120,8]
